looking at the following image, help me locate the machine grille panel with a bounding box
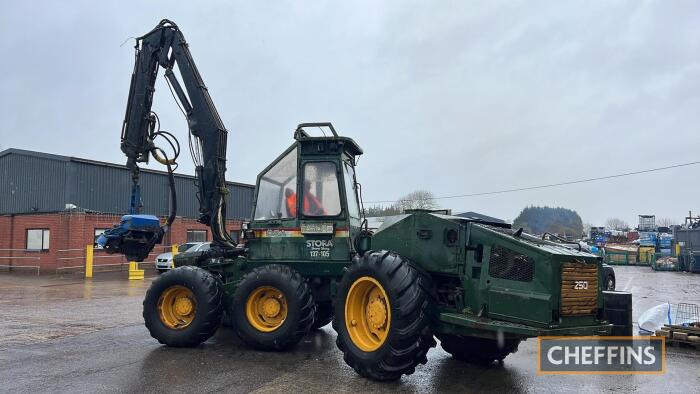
[488,245,534,282]
[561,261,598,315]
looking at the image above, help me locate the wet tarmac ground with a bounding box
[0,267,699,393]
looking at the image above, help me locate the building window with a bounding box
[187,230,207,242]
[94,229,109,249]
[229,229,240,244]
[26,229,50,251]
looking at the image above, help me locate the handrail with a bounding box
[541,232,582,251]
[0,264,40,275]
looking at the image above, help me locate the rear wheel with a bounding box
[437,334,520,364]
[311,302,333,330]
[333,251,436,381]
[232,265,315,350]
[143,266,224,347]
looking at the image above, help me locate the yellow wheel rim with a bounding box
[246,286,288,332]
[158,285,196,330]
[345,276,391,352]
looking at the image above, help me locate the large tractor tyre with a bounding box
[333,251,437,381]
[437,334,521,365]
[143,266,224,347]
[311,302,334,330]
[232,264,315,351]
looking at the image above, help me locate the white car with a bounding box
[155,242,210,273]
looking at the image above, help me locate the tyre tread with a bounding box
[333,250,437,381]
[143,266,223,347]
[233,264,315,350]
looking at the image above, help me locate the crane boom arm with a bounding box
[98,19,235,261]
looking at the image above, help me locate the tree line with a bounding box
[364,189,677,238]
[365,190,438,217]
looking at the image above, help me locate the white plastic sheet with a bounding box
[638,303,696,334]
[638,303,673,334]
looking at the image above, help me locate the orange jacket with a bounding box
[285,191,326,217]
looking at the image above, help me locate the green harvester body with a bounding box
[175,128,611,341]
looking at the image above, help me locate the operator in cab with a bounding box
[285,180,326,217]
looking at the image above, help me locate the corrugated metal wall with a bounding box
[0,152,68,213]
[0,149,254,219]
[673,227,700,250]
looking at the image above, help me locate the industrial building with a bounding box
[0,148,254,273]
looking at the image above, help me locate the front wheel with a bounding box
[143,266,224,347]
[333,251,437,381]
[232,264,315,350]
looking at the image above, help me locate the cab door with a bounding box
[298,160,351,262]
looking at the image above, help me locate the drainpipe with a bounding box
[9,214,15,271]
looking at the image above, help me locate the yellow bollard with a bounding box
[128,261,145,280]
[171,244,178,269]
[85,245,93,278]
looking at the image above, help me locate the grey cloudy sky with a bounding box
[1,1,698,226]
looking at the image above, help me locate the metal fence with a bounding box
[56,247,130,274]
[0,245,175,276]
[0,248,41,275]
[56,245,173,275]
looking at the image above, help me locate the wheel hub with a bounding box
[158,285,196,330]
[246,286,288,332]
[344,276,391,352]
[262,297,281,318]
[174,297,194,316]
[366,295,387,329]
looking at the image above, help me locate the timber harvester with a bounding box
[98,20,632,381]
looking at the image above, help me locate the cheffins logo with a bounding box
[537,336,665,374]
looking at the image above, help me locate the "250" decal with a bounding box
[574,280,589,290]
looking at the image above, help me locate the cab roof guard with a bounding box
[295,122,338,139]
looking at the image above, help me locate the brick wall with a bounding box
[0,216,12,251]
[0,213,65,274]
[0,212,244,274]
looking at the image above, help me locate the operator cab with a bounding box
[247,123,363,262]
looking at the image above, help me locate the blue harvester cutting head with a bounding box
[97,215,164,262]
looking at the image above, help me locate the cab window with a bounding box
[302,162,341,217]
[254,148,298,220]
[343,161,360,219]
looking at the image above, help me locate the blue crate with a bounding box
[638,231,658,247]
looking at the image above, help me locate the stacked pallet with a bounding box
[655,324,700,350]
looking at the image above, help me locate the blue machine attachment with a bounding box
[97,214,164,262]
